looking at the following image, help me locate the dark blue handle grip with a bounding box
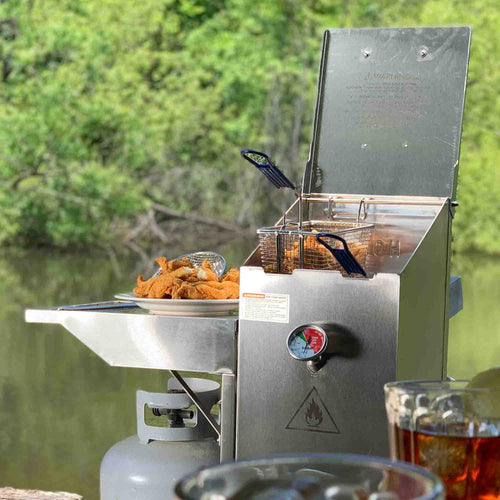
[315,233,367,277]
[241,149,295,190]
[241,149,273,168]
[315,233,349,252]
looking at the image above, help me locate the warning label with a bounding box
[240,292,289,323]
[286,387,340,434]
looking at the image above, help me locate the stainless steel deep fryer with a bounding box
[26,27,471,467]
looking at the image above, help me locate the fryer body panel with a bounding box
[236,268,400,459]
[397,203,452,379]
[236,199,451,459]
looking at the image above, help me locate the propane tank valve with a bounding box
[150,407,195,427]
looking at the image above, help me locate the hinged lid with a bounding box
[303,27,471,200]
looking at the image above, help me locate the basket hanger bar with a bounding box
[304,194,448,206]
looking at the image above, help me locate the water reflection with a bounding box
[448,254,500,378]
[0,246,498,499]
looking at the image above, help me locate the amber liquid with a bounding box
[392,426,500,500]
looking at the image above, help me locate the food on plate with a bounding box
[134,257,239,300]
[221,267,239,283]
[172,280,240,300]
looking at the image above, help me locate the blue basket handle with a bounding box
[316,232,348,251]
[241,149,296,190]
[315,233,367,277]
[240,149,273,168]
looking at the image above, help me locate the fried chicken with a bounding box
[172,280,239,300]
[133,257,239,300]
[134,263,195,298]
[195,260,220,282]
[221,268,239,283]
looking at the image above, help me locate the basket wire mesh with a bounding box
[258,221,373,274]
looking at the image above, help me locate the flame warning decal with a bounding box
[285,387,340,434]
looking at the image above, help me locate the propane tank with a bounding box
[100,378,220,500]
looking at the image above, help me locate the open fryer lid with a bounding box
[303,27,471,200]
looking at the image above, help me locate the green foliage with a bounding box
[0,0,498,252]
[381,0,500,254]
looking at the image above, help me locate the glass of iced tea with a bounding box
[385,380,500,500]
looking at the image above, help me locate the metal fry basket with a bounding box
[258,220,373,274]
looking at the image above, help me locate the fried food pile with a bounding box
[134,257,239,300]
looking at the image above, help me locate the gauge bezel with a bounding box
[286,324,328,361]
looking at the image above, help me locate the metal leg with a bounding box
[219,374,236,461]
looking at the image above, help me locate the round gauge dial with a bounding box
[287,325,328,361]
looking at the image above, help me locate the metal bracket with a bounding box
[357,198,367,222]
[169,370,221,437]
[328,196,336,220]
[449,199,459,220]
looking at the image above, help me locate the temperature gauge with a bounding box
[287,325,328,361]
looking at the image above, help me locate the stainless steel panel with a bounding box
[219,374,236,461]
[25,309,237,373]
[236,267,400,459]
[248,193,446,275]
[305,194,445,275]
[398,203,451,380]
[304,27,471,199]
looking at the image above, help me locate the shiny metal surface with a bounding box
[250,194,447,276]
[219,374,236,462]
[398,203,451,380]
[236,267,400,458]
[236,194,453,458]
[303,27,471,199]
[25,308,237,374]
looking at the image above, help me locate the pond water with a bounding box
[0,242,498,499]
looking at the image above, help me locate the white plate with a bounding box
[115,293,239,317]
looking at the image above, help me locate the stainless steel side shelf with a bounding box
[25,306,238,374]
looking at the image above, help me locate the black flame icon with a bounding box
[305,398,323,427]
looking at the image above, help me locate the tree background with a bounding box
[0,0,498,255]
